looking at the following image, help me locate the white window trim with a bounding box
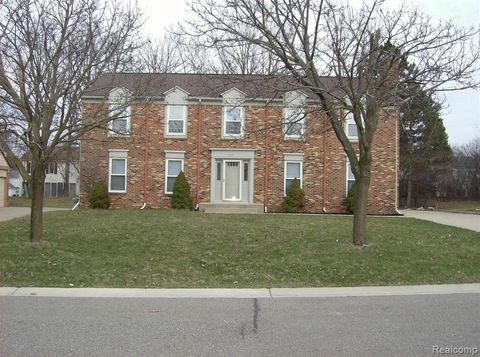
[108,105,131,136]
[165,158,185,194]
[346,161,356,195]
[222,106,244,138]
[284,160,303,196]
[283,107,305,140]
[108,157,127,193]
[165,105,187,137]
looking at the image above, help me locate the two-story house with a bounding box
[80,73,399,214]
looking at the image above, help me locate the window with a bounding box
[223,106,244,137]
[109,151,128,193]
[216,161,222,181]
[243,162,249,181]
[45,162,58,175]
[347,161,356,194]
[165,159,184,194]
[284,161,303,195]
[284,108,305,139]
[109,104,130,135]
[166,105,187,136]
[345,112,358,139]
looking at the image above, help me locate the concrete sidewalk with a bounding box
[0,207,68,222]
[402,210,480,232]
[1,284,479,298]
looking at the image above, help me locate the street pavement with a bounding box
[401,209,480,232]
[1,286,479,357]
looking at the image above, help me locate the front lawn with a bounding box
[0,209,478,288]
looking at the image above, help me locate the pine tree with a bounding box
[282,178,305,213]
[171,171,193,210]
[399,61,452,208]
[89,180,110,209]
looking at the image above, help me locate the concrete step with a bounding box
[199,203,264,214]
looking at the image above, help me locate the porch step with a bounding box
[199,203,264,214]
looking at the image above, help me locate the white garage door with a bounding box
[0,177,5,207]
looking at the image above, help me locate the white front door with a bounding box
[222,160,241,201]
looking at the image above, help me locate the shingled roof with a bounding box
[83,73,342,100]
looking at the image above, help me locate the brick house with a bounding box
[80,73,399,214]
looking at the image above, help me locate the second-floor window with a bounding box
[45,162,58,175]
[223,106,244,138]
[345,112,358,139]
[109,104,131,135]
[284,108,305,139]
[166,105,187,136]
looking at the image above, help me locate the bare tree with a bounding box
[138,33,186,73]
[183,0,479,245]
[0,0,143,242]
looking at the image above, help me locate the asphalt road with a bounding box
[1,294,479,357]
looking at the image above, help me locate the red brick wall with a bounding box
[80,101,399,214]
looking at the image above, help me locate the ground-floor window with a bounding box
[165,159,184,194]
[108,150,128,193]
[284,161,303,195]
[346,161,355,194]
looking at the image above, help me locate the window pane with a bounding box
[168,106,185,120]
[226,107,241,121]
[285,108,303,123]
[168,120,184,134]
[285,122,302,137]
[111,175,125,191]
[347,180,355,193]
[285,179,294,193]
[167,160,182,176]
[348,123,358,137]
[45,183,51,197]
[112,118,128,133]
[166,177,176,193]
[216,161,222,181]
[347,164,355,180]
[286,162,300,179]
[111,159,126,175]
[226,121,241,134]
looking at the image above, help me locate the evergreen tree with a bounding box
[399,61,452,208]
[282,178,305,213]
[172,171,193,210]
[89,180,110,209]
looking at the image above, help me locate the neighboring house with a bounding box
[80,73,399,214]
[22,147,80,197]
[0,150,10,207]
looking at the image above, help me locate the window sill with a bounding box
[164,134,187,139]
[221,135,244,140]
[109,191,127,194]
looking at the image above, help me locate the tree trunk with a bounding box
[406,175,412,208]
[30,169,46,243]
[352,174,370,246]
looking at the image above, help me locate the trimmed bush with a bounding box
[346,182,357,213]
[282,178,305,213]
[89,180,110,209]
[172,171,193,210]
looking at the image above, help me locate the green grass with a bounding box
[0,209,479,288]
[9,197,74,209]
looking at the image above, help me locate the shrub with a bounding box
[172,171,193,210]
[89,180,110,209]
[282,178,305,213]
[346,182,357,213]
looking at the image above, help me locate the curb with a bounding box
[1,284,480,298]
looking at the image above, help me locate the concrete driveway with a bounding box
[402,210,480,232]
[0,207,68,222]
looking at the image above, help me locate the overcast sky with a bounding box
[137,0,480,146]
